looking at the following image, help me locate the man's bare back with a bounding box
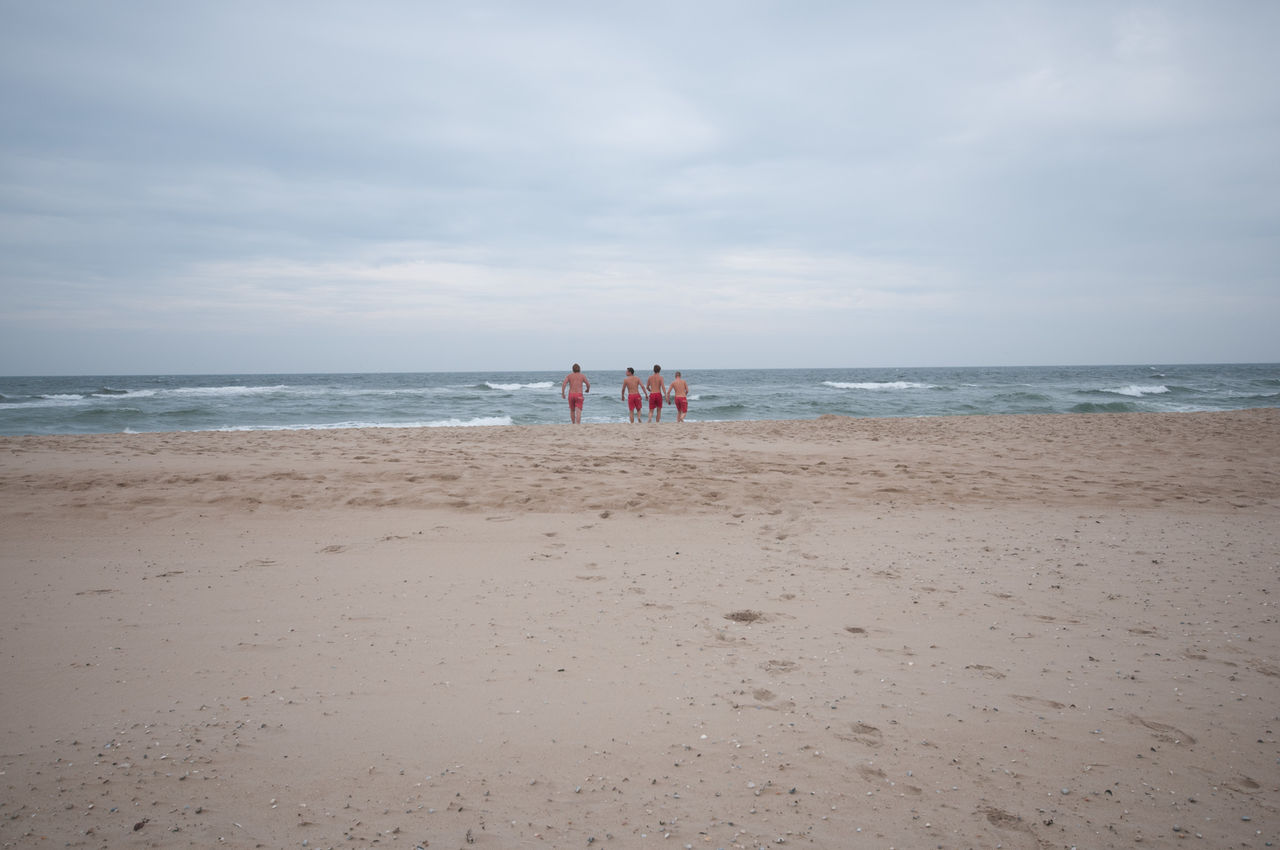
[621,369,644,423]
[560,364,590,424]
[667,372,689,422]
[646,365,666,422]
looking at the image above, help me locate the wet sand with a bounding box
[2,410,1278,848]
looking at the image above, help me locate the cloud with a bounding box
[1,1,1278,373]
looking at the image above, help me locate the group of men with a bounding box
[559,364,689,425]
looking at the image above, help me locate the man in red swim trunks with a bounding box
[621,367,644,424]
[645,364,666,423]
[666,371,689,422]
[560,363,590,424]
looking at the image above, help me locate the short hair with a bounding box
[675,371,682,377]
[572,363,580,372]
[626,367,634,375]
[653,364,661,373]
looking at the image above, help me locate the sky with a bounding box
[2,1,1278,375]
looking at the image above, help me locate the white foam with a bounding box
[3,395,87,408]
[823,381,935,391]
[169,385,288,397]
[210,416,514,432]
[104,389,157,399]
[1105,384,1170,397]
[485,381,554,391]
[423,416,514,428]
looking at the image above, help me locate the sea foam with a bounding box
[823,381,935,391]
[1103,385,1170,397]
[484,381,554,391]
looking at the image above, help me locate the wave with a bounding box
[993,391,1053,403]
[422,416,514,428]
[94,389,157,399]
[1099,384,1170,397]
[82,385,287,400]
[823,381,936,391]
[169,385,290,397]
[1,394,88,408]
[1070,401,1140,413]
[483,381,554,391]
[210,416,514,432]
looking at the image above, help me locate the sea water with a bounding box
[1,364,1276,436]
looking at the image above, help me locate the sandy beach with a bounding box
[2,410,1277,849]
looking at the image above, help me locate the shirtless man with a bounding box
[560,363,590,424]
[645,364,666,423]
[621,367,644,424]
[666,371,690,422]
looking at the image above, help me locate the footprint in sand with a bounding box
[835,722,883,747]
[979,806,1038,840]
[1011,694,1067,710]
[762,659,797,672]
[1190,766,1261,793]
[1225,775,1262,794]
[1251,661,1280,678]
[1129,715,1196,744]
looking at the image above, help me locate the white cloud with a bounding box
[1,1,1277,373]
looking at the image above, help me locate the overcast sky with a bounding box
[2,1,1277,375]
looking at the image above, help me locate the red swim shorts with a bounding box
[649,392,663,409]
[628,393,642,412]
[567,392,584,410]
[674,396,688,414]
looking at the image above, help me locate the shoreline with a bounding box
[3,409,1277,847]
[4,403,1279,432]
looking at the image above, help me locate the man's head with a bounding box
[626,367,634,375]
[653,365,661,373]
[572,363,580,373]
[675,371,682,378]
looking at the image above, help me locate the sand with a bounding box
[1,410,1277,849]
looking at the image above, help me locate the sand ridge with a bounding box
[3,410,1277,517]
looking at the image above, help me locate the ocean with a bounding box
[1,364,1277,436]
